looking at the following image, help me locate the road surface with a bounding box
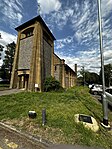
[0,89,24,96]
[0,123,48,149]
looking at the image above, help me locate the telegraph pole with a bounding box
[37,2,41,15]
[78,65,85,86]
[97,0,109,127]
[82,66,85,86]
[0,33,2,39]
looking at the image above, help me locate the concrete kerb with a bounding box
[0,122,51,148]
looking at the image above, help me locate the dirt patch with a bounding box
[1,118,67,144]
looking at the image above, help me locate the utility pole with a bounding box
[0,33,2,39]
[37,2,41,15]
[0,33,4,60]
[78,65,85,86]
[97,0,109,127]
[82,66,85,86]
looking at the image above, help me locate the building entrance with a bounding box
[18,74,29,90]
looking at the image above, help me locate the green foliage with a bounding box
[85,72,100,84]
[0,42,16,81]
[78,70,100,85]
[99,64,112,87]
[0,64,10,81]
[44,76,63,92]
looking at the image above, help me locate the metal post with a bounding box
[82,66,85,86]
[42,108,46,126]
[97,0,108,126]
[38,3,41,15]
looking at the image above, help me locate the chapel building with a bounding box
[10,15,77,91]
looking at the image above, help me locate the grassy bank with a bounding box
[0,86,112,148]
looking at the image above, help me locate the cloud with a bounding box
[0,0,23,28]
[51,7,74,29]
[56,0,111,74]
[55,36,73,49]
[41,5,74,31]
[0,30,17,46]
[71,1,99,46]
[37,0,61,14]
[55,38,104,73]
[101,0,112,18]
[55,51,79,71]
[0,30,17,65]
[55,46,101,73]
[104,50,112,61]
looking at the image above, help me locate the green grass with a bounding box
[0,86,112,148]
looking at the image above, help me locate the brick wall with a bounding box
[18,36,33,69]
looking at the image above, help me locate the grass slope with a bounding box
[0,86,112,148]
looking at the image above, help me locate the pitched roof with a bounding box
[15,15,56,40]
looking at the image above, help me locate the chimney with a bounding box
[61,59,65,64]
[74,64,77,76]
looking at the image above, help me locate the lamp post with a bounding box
[97,0,109,127]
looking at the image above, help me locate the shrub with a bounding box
[44,76,63,92]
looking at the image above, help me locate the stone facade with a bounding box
[10,15,77,92]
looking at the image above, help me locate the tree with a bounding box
[99,64,112,87]
[0,64,9,80]
[78,70,100,85]
[44,76,63,92]
[85,72,100,84]
[0,44,4,60]
[1,42,16,81]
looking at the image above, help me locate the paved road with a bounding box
[0,89,23,96]
[0,123,48,149]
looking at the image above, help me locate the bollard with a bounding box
[42,108,46,126]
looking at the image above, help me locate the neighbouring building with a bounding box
[54,53,77,88]
[10,15,77,91]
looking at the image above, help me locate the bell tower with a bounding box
[10,15,55,91]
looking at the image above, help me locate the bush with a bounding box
[44,76,63,92]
